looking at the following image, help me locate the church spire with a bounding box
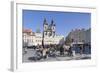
[51,19,55,26]
[51,19,54,24]
[43,18,48,25]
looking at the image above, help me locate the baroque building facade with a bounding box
[65,28,91,45]
[23,18,64,47]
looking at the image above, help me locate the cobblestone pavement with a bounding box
[22,49,91,62]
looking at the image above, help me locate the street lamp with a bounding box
[42,32,44,48]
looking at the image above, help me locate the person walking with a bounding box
[60,45,64,56]
[68,46,72,56]
[42,48,48,59]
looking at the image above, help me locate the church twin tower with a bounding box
[43,18,56,37]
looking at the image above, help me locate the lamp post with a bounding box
[42,32,44,48]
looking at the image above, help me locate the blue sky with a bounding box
[23,10,91,37]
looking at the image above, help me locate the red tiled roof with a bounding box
[23,29,35,36]
[23,29,32,33]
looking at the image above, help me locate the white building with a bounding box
[43,35,64,45]
[23,30,64,46]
